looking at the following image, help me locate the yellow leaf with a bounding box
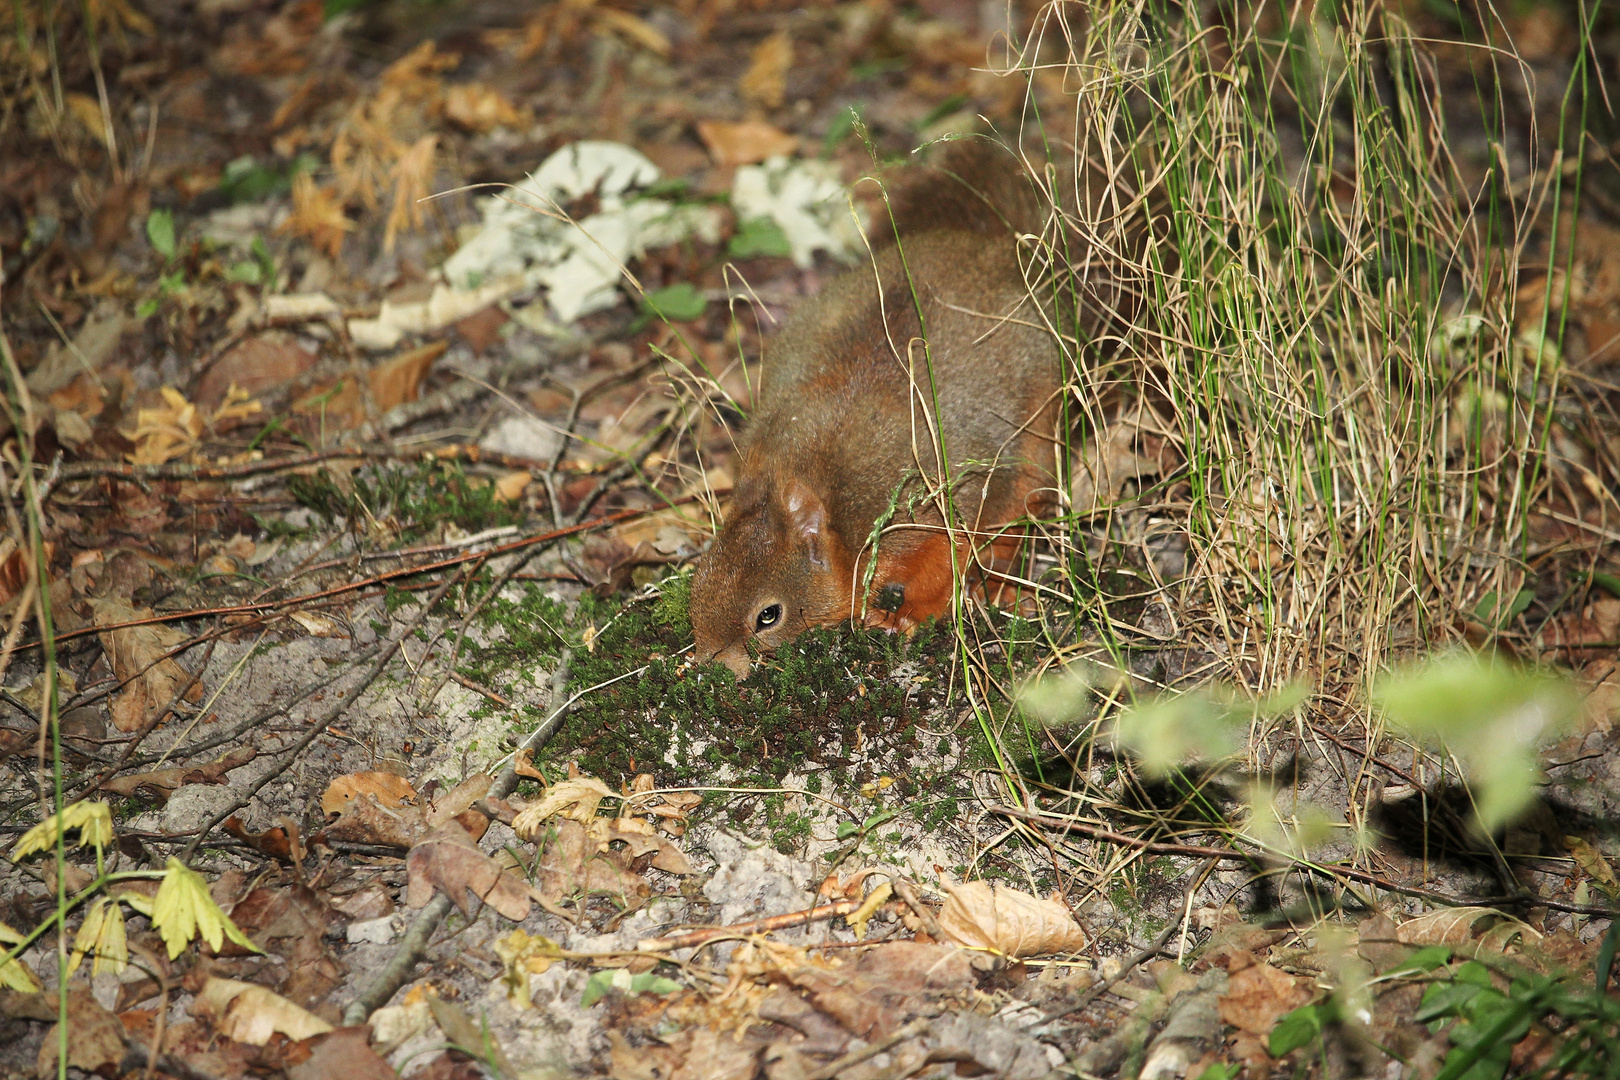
[0,920,39,992]
[13,800,114,860]
[152,858,259,960]
[512,777,616,838]
[65,92,107,142]
[69,897,128,977]
[740,32,792,109]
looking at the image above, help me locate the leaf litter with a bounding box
[0,0,1618,1076]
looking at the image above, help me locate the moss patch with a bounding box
[471,572,1022,849]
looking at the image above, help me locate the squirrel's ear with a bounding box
[782,479,828,569]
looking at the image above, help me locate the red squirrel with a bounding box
[690,140,1062,678]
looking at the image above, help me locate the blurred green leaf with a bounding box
[1269,1004,1324,1057]
[1113,691,1248,775]
[643,283,707,322]
[728,217,792,259]
[146,209,176,261]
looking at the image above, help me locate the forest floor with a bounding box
[2,0,1620,1077]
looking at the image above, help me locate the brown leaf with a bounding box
[195,333,318,412]
[100,747,256,799]
[936,881,1087,957]
[532,818,650,910]
[494,470,532,502]
[1216,961,1312,1036]
[224,815,299,861]
[1395,907,1523,949]
[696,120,800,168]
[443,83,523,133]
[1566,835,1619,891]
[317,792,427,850]
[288,1027,400,1080]
[425,773,494,828]
[371,340,449,413]
[593,8,670,55]
[406,821,532,921]
[321,772,417,817]
[384,135,438,253]
[37,990,125,1076]
[282,173,355,259]
[90,597,204,732]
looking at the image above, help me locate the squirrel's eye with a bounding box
[755,604,782,631]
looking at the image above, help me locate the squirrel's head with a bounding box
[690,475,850,679]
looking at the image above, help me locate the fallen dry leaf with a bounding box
[494,470,532,501]
[90,597,206,732]
[443,82,523,132]
[1217,960,1312,1036]
[100,747,256,799]
[593,7,670,55]
[936,881,1088,958]
[288,1027,399,1080]
[740,31,793,109]
[407,820,533,921]
[321,771,417,817]
[384,134,437,253]
[533,818,651,911]
[696,120,800,168]
[37,990,125,1077]
[287,610,345,637]
[424,772,494,828]
[122,385,205,465]
[1395,906,1513,948]
[282,173,355,259]
[513,776,617,836]
[195,976,334,1045]
[1566,834,1619,891]
[316,792,427,850]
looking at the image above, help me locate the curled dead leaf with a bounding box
[195,976,333,1045]
[936,881,1087,958]
[513,776,617,838]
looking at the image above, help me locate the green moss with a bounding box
[288,460,522,542]
[468,571,1061,852]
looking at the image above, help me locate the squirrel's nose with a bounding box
[718,647,751,680]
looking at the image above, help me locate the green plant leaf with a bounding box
[628,973,680,995]
[581,968,618,1007]
[643,283,707,322]
[1375,654,1576,832]
[1113,691,1248,775]
[226,260,264,284]
[1405,945,1452,971]
[728,217,792,259]
[146,209,177,261]
[1597,917,1620,992]
[1417,980,1484,1023]
[1269,1003,1324,1056]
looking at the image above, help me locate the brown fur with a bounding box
[690,141,1063,677]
